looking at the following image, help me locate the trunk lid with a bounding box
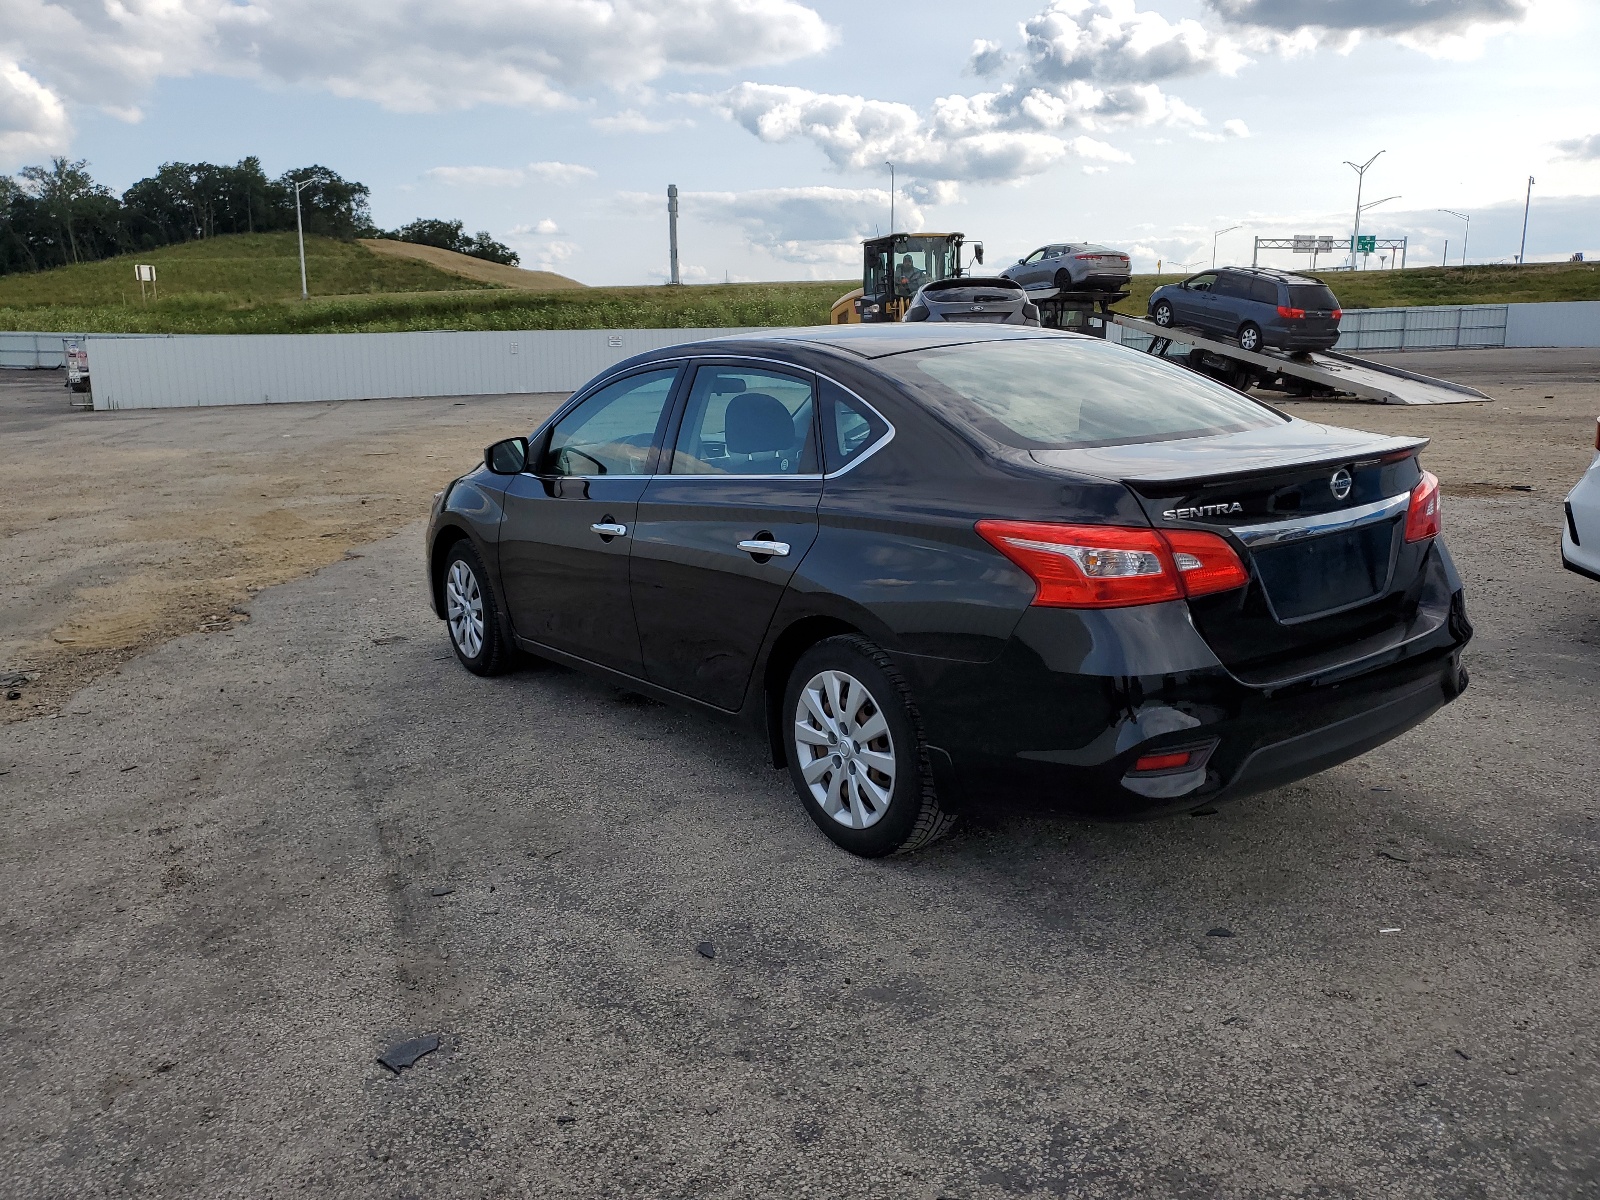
[1032,423,1432,681]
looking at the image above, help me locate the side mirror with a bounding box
[484,436,529,475]
[973,244,984,265]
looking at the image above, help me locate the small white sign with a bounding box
[607,334,623,348]
[135,264,156,282]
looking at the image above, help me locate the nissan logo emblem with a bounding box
[1330,468,1353,501]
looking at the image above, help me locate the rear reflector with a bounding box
[976,521,1249,609]
[1128,740,1218,776]
[1405,470,1441,542]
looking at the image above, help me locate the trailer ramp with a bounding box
[1111,314,1492,405]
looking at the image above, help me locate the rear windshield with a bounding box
[880,337,1286,451]
[1287,283,1339,310]
[928,287,1022,305]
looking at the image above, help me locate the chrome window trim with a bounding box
[532,351,896,482]
[1230,492,1410,549]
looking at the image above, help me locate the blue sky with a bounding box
[4,0,1598,284]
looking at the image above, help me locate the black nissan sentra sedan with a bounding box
[426,326,1470,857]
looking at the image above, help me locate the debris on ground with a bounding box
[372,635,408,646]
[377,1034,440,1074]
[431,886,455,897]
[1206,928,1235,938]
[1376,850,1412,862]
[697,942,716,959]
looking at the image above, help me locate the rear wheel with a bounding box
[442,540,513,676]
[783,635,955,857]
[1237,322,1263,353]
[1152,300,1174,327]
[1054,268,1073,291]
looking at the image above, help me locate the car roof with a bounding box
[1216,266,1325,285]
[645,324,1075,362]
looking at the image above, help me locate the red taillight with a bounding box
[1331,308,1342,320]
[1405,470,1441,542]
[1277,305,1306,319]
[975,522,1249,609]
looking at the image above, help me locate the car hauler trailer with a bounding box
[1111,314,1492,406]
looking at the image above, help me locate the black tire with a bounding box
[1237,322,1263,353]
[782,635,956,857]
[440,539,513,676]
[1054,268,1073,291]
[1152,300,1174,327]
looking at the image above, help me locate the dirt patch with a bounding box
[357,238,584,291]
[0,373,564,721]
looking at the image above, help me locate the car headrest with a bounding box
[724,393,795,455]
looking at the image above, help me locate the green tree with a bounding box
[17,158,113,265]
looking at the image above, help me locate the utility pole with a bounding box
[667,184,680,285]
[1212,224,1240,269]
[885,161,895,234]
[1439,209,1470,266]
[1344,151,1384,270]
[291,178,313,301]
[1518,175,1535,264]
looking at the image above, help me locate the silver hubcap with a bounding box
[793,669,896,830]
[1155,306,1170,325]
[445,559,485,659]
[1242,329,1258,349]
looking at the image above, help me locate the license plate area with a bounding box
[1251,521,1400,623]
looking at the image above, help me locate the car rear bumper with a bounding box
[1075,272,1132,291]
[894,575,1470,819]
[1267,329,1340,351]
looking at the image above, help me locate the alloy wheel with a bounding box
[1154,302,1172,327]
[792,669,896,829]
[445,559,485,659]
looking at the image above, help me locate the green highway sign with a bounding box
[1353,235,1377,254]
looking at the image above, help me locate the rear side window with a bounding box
[1249,278,1279,304]
[1211,274,1250,299]
[1288,283,1340,310]
[821,379,890,473]
[670,365,818,475]
[881,338,1285,451]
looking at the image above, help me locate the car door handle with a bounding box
[591,521,628,538]
[737,539,790,558]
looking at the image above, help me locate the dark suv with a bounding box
[1148,268,1342,353]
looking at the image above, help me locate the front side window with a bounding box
[881,338,1285,452]
[543,368,678,476]
[1187,273,1219,292]
[1022,248,1047,264]
[670,366,818,475]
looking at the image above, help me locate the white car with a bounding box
[1563,417,1600,582]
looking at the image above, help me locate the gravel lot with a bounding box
[2,351,1598,1197]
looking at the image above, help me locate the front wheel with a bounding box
[1237,322,1263,353]
[442,540,513,676]
[1152,300,1174,327]
[783,635,955,857]
[1053,268,1073,291]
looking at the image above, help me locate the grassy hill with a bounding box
[2,235,1594,335]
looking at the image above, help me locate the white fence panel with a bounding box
[1504,301,1600,348]
[86,328,764,410]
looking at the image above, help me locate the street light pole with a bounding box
[291,178,313,301]
[1344,151,1384,270]
[1439,208,1470,266]
[885,161,895,234]
[1518,175,1535,264]
[1212,224,1240,269]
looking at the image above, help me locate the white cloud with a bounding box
[1016,0,1248,87]
[1222,117,1250,137]
[535,218,560,234]
[528,161,598,185]
[0,60,70,167]
[425,165,527,187]
[591,109,691,134]
[967,39,1010,77]
[1206,0,1531,57]
[0,0,834,152]
[1556,133,1600,161]
[622,184,917,264]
